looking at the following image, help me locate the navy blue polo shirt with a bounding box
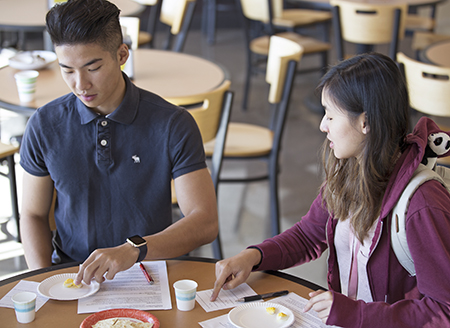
[20,74,206,263]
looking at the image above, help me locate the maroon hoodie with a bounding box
[254,117,450,327]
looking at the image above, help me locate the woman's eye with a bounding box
[89,66,101,72]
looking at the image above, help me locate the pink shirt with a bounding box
[335,219,377,302]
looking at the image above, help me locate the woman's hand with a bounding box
[303,290,334,324]
[210,248,262,301]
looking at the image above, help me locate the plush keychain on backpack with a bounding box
[421,132,450,169]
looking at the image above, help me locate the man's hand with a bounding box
[75,243,139,285]
[303,290,334,324]
[210,248,261,302]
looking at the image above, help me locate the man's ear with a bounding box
[117,43,129,66]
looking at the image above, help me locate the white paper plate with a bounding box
[9,51,57,70]
[37,273,100,300]
[228,302,295,328]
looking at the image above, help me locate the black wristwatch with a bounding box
[126,235,148,263]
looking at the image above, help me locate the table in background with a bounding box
[421,39,450,66]
[0,49,227,116]
[0,257,323,327]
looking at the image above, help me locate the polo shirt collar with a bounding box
[77,73,139,125]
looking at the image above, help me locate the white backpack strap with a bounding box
[391,164,446,276]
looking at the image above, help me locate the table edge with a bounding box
[0,256,326,291]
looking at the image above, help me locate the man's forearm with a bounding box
[20,215,53,269]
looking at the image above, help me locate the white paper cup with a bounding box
[14,70,39,103]
[11,291,37,324]
[173,279,197,311]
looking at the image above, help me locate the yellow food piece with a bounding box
[63,278,82,288]
[277,312,289,320]
[266,307,276,315]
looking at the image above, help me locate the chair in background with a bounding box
[158,0,196,52]
[0,142,20,241]
[237,0,331,110]
[202,0,332,45]
[168,80,234,259]
[330,0,407,61]
[204,36,303,237]
[120,17,152,50]
[129,0,196,52]
[134,0,161,48]
[397,52,450,167]
[405,3,437,35]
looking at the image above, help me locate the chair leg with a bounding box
[268,159,280,237]
[212,234,223,259]
[242,51,253,110]
[207,0,217,44]
[6,154,20,242]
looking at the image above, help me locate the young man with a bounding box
[19,0,218,285]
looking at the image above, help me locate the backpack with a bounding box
[391,163,450,276]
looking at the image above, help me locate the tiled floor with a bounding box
[1,1,450,287]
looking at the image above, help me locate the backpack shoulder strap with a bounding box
[391,164,446,276]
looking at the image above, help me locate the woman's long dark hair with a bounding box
[317,53,410,242]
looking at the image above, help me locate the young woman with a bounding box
[210,53,450,327]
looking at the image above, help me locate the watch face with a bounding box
[127,235,146,247]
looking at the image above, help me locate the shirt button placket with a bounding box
[97,119,112,166]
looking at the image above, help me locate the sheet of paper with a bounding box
[198,292,340,328]
[77,260,171,314]
[196,283,259,313]
[0,280,49,311]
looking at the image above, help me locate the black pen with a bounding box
[236,290,289,302]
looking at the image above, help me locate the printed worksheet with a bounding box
[77,261,171,313]
[196,283,259,312]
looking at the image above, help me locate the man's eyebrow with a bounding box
[59,58,103,69]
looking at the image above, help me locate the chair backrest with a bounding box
[330,0,406,60]
[168,80,232,143]
[119,17,141,50]
[239,0,288,22]
[134,0,158,5]
[158,0,196,52]
[265,36,302,154]
[168,80,233,192]
[266,35,303,104]
[397,52,450,117]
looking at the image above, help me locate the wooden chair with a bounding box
[237,0,331,110]
[204,36,303,237]
[158,0,196,52]
[0,142,20,241]
[397,52,450,167]
[168,80,234,259]
[134,0,160,48]
[405,4,437,34]
[330,0,407,61]
[202,0,331,45]
[120,17,152,50]
[128,0,195,52]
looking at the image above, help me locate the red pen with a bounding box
[139,262,154,285]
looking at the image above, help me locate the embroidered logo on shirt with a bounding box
[132,155,140,163]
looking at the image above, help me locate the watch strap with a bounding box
[136,243,147,263]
